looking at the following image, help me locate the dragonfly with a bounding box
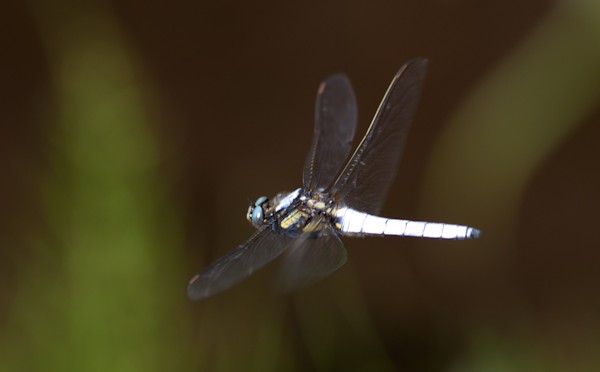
[187,58,480,301]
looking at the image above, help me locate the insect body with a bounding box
[188,59,480,300]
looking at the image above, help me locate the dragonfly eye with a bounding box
[254,196,268,207]
[247,196,269,227]
[250,207,264,226]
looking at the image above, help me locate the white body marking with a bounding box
[335,207,479,240]
[274,188,301,212]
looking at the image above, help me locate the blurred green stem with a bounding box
[420,0,600,368]
[422,0,600,255]
[0,2,189,371]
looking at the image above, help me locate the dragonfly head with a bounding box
[247,196,269,228]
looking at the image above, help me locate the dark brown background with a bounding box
[2,0,599,371]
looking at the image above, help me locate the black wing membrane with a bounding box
[331,59,428,214]
[303,73,358,192]
[276,220,347,293]
[187,226,293,300]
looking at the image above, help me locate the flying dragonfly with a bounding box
[187,58,480,300]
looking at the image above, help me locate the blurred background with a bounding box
[2,0,600,371]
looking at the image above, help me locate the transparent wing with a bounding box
[303,73,358,192]
[187,225,293,300]
[331,59,428,214]
[276,220,347,293]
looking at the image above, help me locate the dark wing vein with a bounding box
[330,58,428,214]
[303,73,358,192]
[276,220,347,292]
[187,225,293,300]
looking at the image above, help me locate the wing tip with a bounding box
[186,274,209,301]
[395,57,429,80]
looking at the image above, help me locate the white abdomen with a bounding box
[335,207,480,240]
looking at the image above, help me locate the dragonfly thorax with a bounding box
[247,188,338,237]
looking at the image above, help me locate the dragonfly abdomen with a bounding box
[335,207,480,239]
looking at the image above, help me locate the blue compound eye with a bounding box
[251,206,264,226]
[254,196,268,207]
[247,196,269,227]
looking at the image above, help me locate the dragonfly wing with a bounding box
[187,225,293,300]
[331,59,428,214]
[303,73,358,192]
[276,221,347,293]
